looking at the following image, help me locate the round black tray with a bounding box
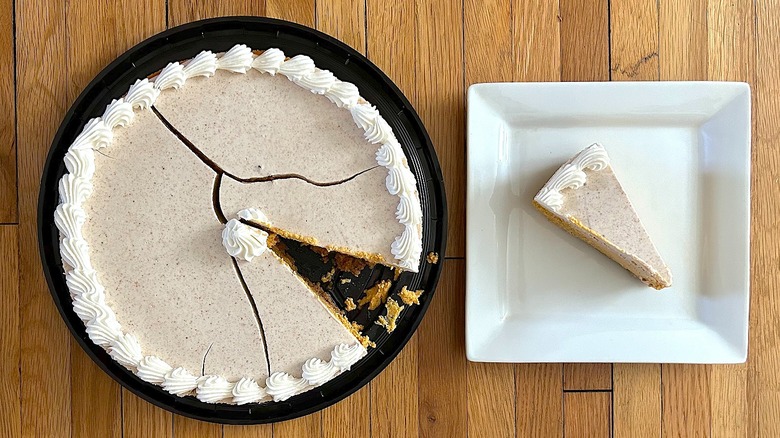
[38,17,447,424]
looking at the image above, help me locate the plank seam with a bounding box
[12,0,18,223]
[563,389,613,393]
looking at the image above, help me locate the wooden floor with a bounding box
[1,0,778,436]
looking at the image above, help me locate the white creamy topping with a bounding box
[65,269,104,297]
[375,140,404,167]
[71,288,105,322]
[102,98,134,128]
[324,80,359,108]
[301,358,339,386]
[391,225,423,268]
[217,44,253,74]
[252,48,285,75]
[363,116,395,145]
[350,103,380,131]
[63,148,96,179]
[136,356,173,384]
[153,62,186,90]
[61,237,92,271]
[295,69,337,95]
[265,372,309,402]
[385,166,416,196]
[196,375,235,403]
[534,143,610,213]
[110,333,143,367]
[54,203,86,239]
[70,118,112,150]
[85,307,122,346]
[232,377,267,405]
[279,55,316,81]
[237,207,270,224]
[331,343,367,371]
[125,78,160,109]
[59,174,93,204]
[183,50,218,78]
[396,194,423,226]
[162,367,198,396]
[222,219,268,262]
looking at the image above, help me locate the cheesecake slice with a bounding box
[533,143,672,289]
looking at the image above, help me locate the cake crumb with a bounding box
[377,298,404,333]
[358,280,392,310]
[393,267,402,280]
[334,253,369,276]
[321,267,336,283]
[340,278,352,284]
[311,246,329,258]
[399,286,424,305]
[337,313,374,348]
[344,297,357,311]
[426,252,439,264]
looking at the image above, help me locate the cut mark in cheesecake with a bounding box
[151,105,377,187]
[230,256,272,375]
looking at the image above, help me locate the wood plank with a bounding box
[415,0,465,258]
[467,363,514,438]
[0,226,20,437]
[706,1,755,437]
[418,260,467,437]
[64,1,165,436]
[274,414,321,437]
[16,0,72,434]
[174,415,222,438]
[266,0,315,27]
[513,0,561,82]
[563,364,612,391]
[516,364,563,437]
[659,0,707,80]
[754,1,780,437]
[610,0,659,81]
[316,0,366,53]
[224,424,273,438]
[661,364,710,437]
[321,386,370,438]
[168,0,265,27]
[123,390,173,438]
[564,392,611,438]
[0,0,15,223]
[315,5,370,436]
[613,364,660,438]
[366,2,419,437]
[559,0,609,81]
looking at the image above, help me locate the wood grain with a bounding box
[707,1,755,437]
[168,0,265,26]
[610,0,659,81]
[516,364,563,437]
[0,226,20,438]
[266,0,315,27]
[467,363,515,438]
[366,2,419,437]
[418,260,467,437]
[174,415,222,438]
[560,0,610,81]
[317,0,366,53]
[123,390,173,438]
[415,0,465,258]
[0,0,15,223]
[662,365,710,437]
[563,364,612,391]
[564,391,611,438]
[16,0,72,434]
[513,0,561,82]
[224,424,273,438]
[322,386,371,438]
[614,364,660,438]
[754,1,780,436]
[65,1,165,436]
[659,0,707,81]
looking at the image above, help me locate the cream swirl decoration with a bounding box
[55,44,410,404]
[534,143,610,213]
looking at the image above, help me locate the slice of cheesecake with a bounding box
[533,143,672,289]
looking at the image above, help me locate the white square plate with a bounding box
[466,82,751,363]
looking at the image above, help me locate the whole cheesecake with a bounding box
[55,45,424,404]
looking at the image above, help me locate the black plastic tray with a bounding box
[38,17,447,424]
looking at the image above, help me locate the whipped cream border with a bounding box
[534,143,611,213]
[52,44,446,404]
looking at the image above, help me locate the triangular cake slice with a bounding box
[533,143,672,289]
